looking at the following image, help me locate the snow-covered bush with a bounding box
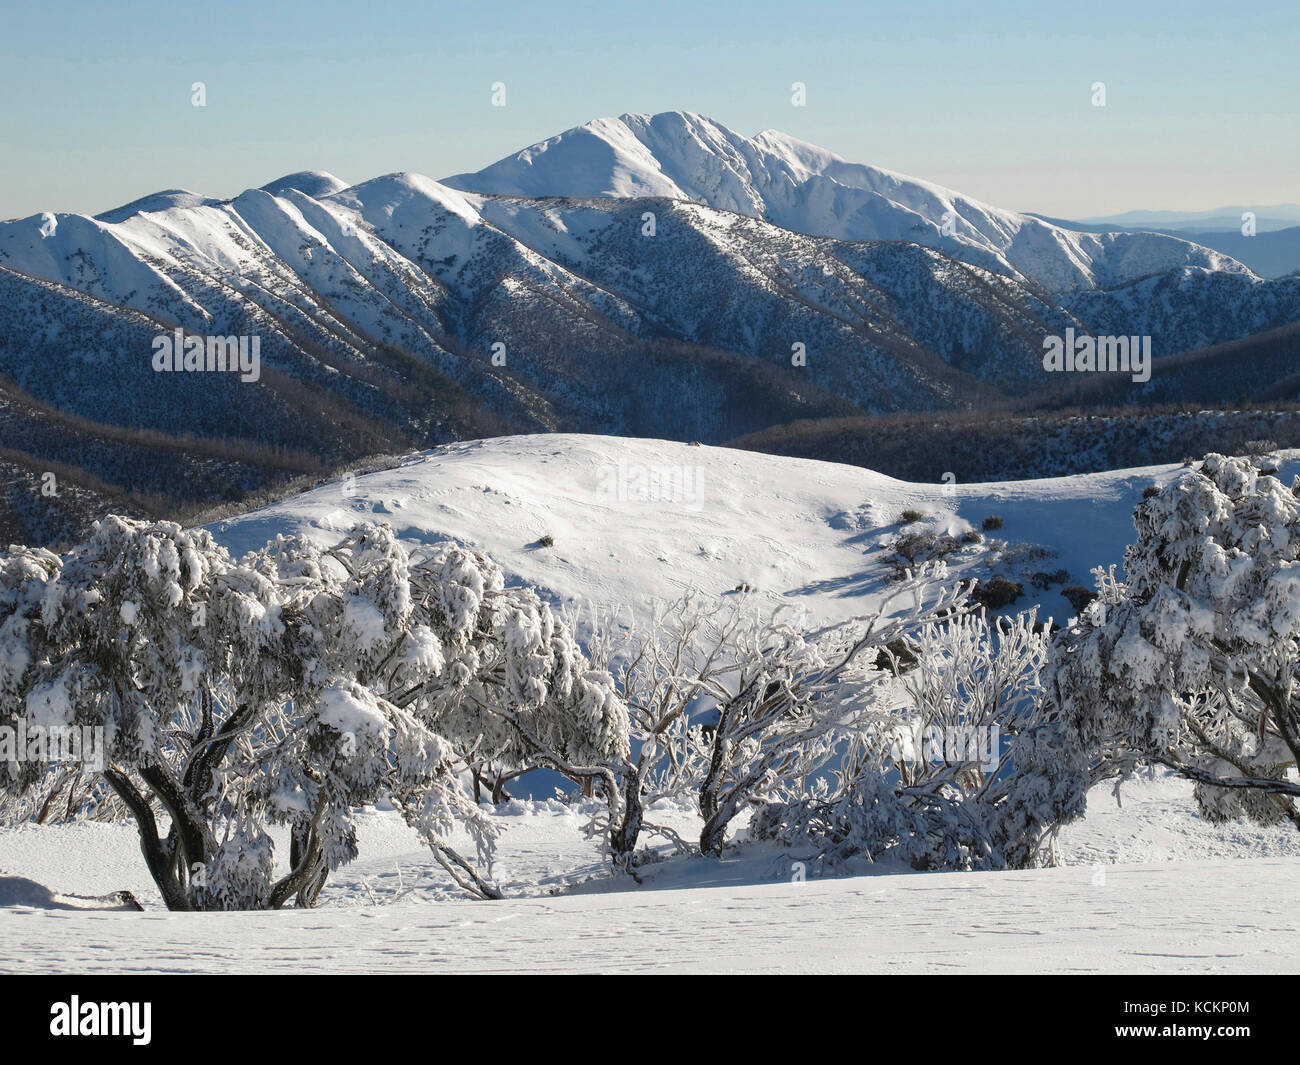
[1043,454,1300,840]
[751,610,1053,871]
[382,541,631,839]
[691,584,951,857]
[0,517,627,908]
[591,567,971,860]
[0,763,122,828]
[583,592,752,867]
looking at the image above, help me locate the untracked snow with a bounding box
[213,434,1244,631]
[2,781,1298,973]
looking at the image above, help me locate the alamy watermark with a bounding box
[0,722,105,772]
[596,459,705,510]
[50,997,151,1045]
[1043,328,1151,383]
[887,722,1001,774]
[152,328,260,382]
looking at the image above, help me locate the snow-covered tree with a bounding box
[579,592,751,868]
[751,609,1053,871]
[382,541,632,846]
[0,517,627,908]
[1043,453,1300,843]
[585,568,970,861]
[425,544,626,764]
[694,569,978,856]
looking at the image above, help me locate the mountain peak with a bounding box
[95,189,223,224]
[441,112,1250,290]
[260,170,349,198]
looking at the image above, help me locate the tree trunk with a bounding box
[611,770,644,871]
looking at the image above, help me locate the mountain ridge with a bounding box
[443,111,1251,292]
[2,110,1298,546]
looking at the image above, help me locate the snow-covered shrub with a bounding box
[246,532,630,882]
[1043,453,1300,839]
[0,517,627,908]
[582,592,754,868]
[388,541,630,792]
[596,567,970,858]
[886,532,962,579]
[751,610,1052,871]
[0,763,125,828]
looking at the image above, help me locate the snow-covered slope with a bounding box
[445,111,1249,291]
[2,117,1295,473]
[3,783,1298,972]
[0,168,1064,433]
[4,115,1299,549]
[258,169,350,199]
[214,433,1260,630]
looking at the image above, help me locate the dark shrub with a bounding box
[1030,568,1071,589]
[971,575,1022,610]
[890,532,959,567]
[1061,586,1096,613]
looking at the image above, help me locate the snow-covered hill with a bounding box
[445,111,1250,291]
[213,433,1268,631]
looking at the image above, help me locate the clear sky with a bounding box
[1,0,1295,221]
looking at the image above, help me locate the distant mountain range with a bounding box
[444,112,1250,291]
[1,111,1298,545]
[1028,209,1300,279]
[1077,205,1300,232]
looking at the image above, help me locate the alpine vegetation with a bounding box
[1042,453,1300,834]
[0,517,627,908]
[580,571,1073,872]
[750,609,1056,872]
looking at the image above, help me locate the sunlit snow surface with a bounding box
[2,778,1298,973]
[3,437,1298,972]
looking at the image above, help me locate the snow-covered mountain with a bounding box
[3,160,1293,431]
[3,113,1300,546]
[0,163,1096,420]
[445,111,1250,291]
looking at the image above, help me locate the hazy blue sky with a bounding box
[2,0,1295,220]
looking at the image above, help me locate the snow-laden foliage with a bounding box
[392,542,629,771]
[751,610,1053,871]
[583,592,758,866]
[0,517,627,908]
[591,566,986,861]
[1043,453,1300,840]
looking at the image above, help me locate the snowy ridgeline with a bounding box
[2,437,1299,953]
[4,113,1299,556]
